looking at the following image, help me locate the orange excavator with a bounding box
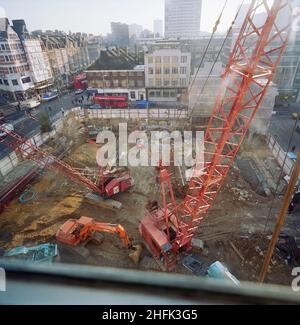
[56,216,142,264]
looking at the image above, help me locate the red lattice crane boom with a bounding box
[0,126,133,197]
[140,0,295,270]
[0,126,102,194]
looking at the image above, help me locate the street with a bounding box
[0,91,85,159]
[269,102,300,152]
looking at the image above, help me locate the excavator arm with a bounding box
[92,222,132,249]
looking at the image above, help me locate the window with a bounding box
[137,80,143,87]
[172,67,178,74]
[164,67,170,74]
[5,56,9,62]
[163,56,170,64]
[180,78,187,86]
[148,67,154,75]
[172,56,178,63]
[163,90,169,97]
[148,78,154,86]
[155,67,161,74]
[164,79,170,86]
[0,44,4,51]
[9,67,13,74]
[170,90,176,97]
[180,67,187,75]
[0,79,3,85]
[21,77,31,84]
[12,79,18,86]
[130,91,136,99]
[181,56,187,63]
[155,56,161,64]
[148,56,153,64]
[3,80,9,86]
[156,79,161,86]
[172,79,178,86]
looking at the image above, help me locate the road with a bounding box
[269,102,300,152]
[0,91,86,159]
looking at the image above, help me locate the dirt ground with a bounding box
[0,124,298,286]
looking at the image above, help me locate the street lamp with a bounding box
[102,74,108,96]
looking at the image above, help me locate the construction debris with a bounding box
[230,241,245,262]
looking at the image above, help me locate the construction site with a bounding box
[0,0,299,292]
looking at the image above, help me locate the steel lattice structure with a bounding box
[0,126,102,194]
[158,0,295,255]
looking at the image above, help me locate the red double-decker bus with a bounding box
[93,95,128,108]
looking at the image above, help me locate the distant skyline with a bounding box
[0,0,247,35]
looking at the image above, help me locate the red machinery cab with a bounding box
[56,217,93,245]
[104,174,133,197]
[139,204,177,271]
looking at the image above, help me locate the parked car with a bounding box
[75,89,84,95]
[89,104,103,109]
[41,90,59,102]
[0,123,14,137]
[20,99,41,110]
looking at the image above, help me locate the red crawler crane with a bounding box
[140,0,295,270]
[0,126,133,198]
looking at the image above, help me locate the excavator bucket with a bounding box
[128,244,142,265]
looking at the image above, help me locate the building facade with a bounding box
[12,20,53,92]
[110,22,130,47]
[40,33,91,85]
[145,41,191,102]
[129,24,143,38]
[0,18,35,101]
[164,0,202,39]
[153,19,163,37]
[87,35,102,63]
[86,67,146,101]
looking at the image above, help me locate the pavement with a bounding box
[0,91,88,159]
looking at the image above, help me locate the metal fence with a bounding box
[72,107,188,121]
[0,118,64,179]
[267,133,294,177]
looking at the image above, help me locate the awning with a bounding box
[35,83,53,90]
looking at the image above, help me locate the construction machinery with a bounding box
[0,121,133,199]
[3,243,58,264]
[56,216,142,264]
[140,0,295,271]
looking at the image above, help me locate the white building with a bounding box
[22,38,53,90]
[153,19,163,37]
[0,18,35,101]
[164,0,202,39]
[129,24,143,38]
[145,41,191,102]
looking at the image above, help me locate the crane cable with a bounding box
[189,0,246,116]
[188,0,228,94]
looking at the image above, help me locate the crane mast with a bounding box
[140,0,294,270]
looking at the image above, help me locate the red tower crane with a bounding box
[0,125,133,198]
[140,0,295,270]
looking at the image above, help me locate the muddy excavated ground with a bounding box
[0,116,298,286]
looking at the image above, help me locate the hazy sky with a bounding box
[0,0,246,35]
